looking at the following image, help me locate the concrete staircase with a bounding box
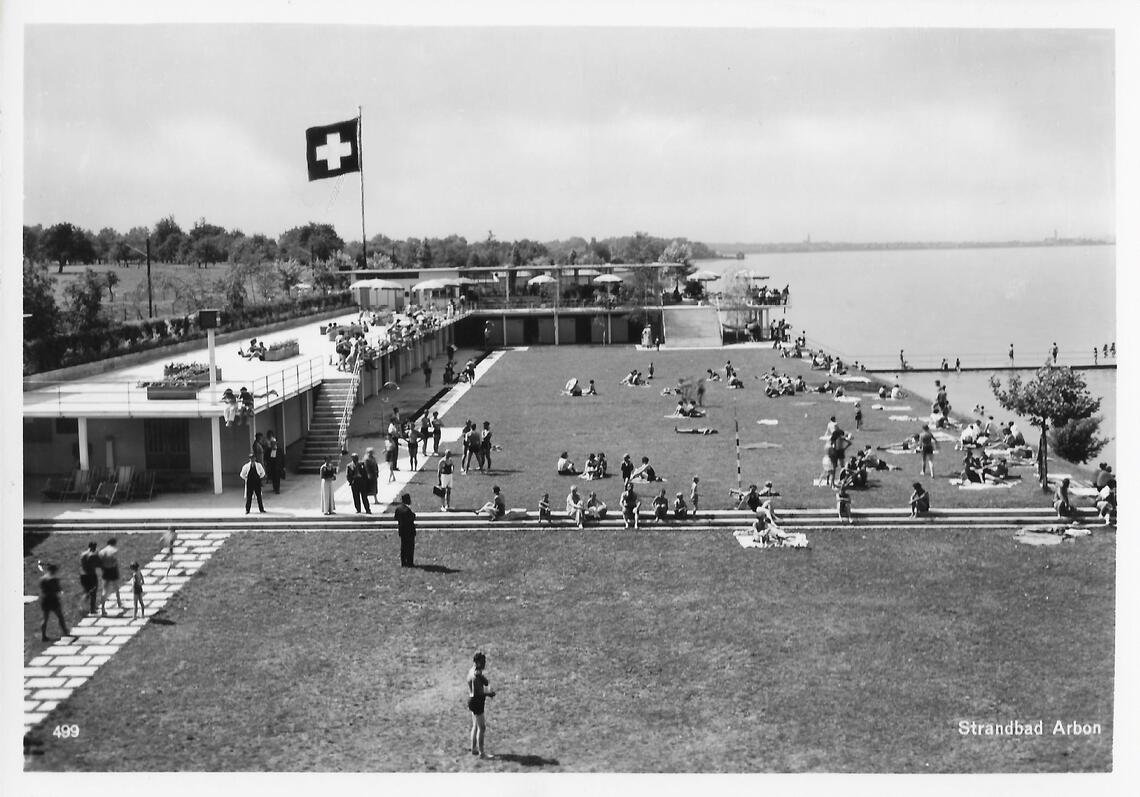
[662,306,723,348]
[24,507,1103,536]
[296,377,356,473]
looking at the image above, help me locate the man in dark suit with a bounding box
[395,492,416,567]
[346,452,371,514]
[265,430,282,494]
[240,454,266,514]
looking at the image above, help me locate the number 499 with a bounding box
[52,724,80,739]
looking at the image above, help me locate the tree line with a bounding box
[24,216,717,272]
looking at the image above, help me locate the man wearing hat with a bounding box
[346,453,371,514]
[239,454,266,514]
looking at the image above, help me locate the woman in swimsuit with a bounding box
[437,451,455,510]
[467,652,496,758]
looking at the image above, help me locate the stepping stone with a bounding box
[87,655,110,666]
[81,646,119,656]
[38,700,61,713]
[23,667,58,678]
[24,700,41,712]
[57,666,97,677]
[29,657,52,667]
[64,677,89,689]
[25,677,67,689]
[25,712,47,726]
[48,655,90,667]
[32,688,72,701]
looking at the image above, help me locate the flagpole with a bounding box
[358,105,367,270]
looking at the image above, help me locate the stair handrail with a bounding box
[335,355,364,455]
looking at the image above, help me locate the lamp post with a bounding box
[121,238,154,318]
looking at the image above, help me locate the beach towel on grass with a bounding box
[933,431,957,443]
[733,529,810,549]
[836,375,872,383]
[833,396,860,403]
[948,478,1015,490]
[1014,525,1092,546]
[757,419,779,425]
[792,401,817,407]
[889,415,920,422]
[740,442,783,450]
[871,404,913,411]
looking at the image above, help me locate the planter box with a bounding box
[263,342,300,361]
[162,366,221,386]
[146,386,201,400]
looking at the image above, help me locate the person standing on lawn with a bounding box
[419,414,431,456]
[918,423,938,478]
[406,423,420,471]
[467,651,497,759]
[346,453,371,514]
[240,454,267,514]
[689,475,700,517]
[480,421,494,472]
[99,537,125,616]
[78,541,100,615]
[437,450,455,510]
[431,411,443,454]
[394,492,416,567]
[37,562,71,641]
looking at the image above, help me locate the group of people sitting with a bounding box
[560,451,661,483]
[443,358,477,384]
[959,449,1012,484]
[761,370,803,397]
[561,482,652,529]
[561,377,598,397]
[238,338,268,360]
[670,397,705,418]
[619,369,650,387]
[219,386,279,426]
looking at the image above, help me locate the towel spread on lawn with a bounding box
[756,419,779,425]
[948,478,1015,490]
[833,396,861,403]
[1014,525,1093,546]
[733,529,810,549]
[872,404,913,411]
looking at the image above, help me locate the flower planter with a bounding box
[146,385,201,400]
[162,366,221,386]
[263,342,299,361]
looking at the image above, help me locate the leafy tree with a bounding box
[62,267,109,332]
[41,222,95,272]
[104,270,120,301]
[221,263,249,312]
[23,224,43,262]
[1050,417,1110,465]
[416,238,434,268]
[95,227,121,263]
[990,365,1105,487]
[230,232,279,266]
[23,261,60,339]
[152,216,186,262]
[182,218,231,267]
[311,259,349,293]
[278,223,344,265]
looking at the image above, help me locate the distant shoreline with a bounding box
[708,239,1112,257]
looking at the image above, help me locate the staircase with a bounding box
[296,377,356,473]
[662,306,723,348]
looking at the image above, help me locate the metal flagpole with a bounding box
[358,105,367,269]
[733,400,742,492]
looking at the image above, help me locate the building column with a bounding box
[77,417,90,470]
[211,416,223,494]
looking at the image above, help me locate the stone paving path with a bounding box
[23,531,231,732]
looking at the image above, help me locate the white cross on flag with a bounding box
[305,118,361,181]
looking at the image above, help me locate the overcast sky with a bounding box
[24,25,1115,244]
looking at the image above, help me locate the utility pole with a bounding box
[146,237,154,319]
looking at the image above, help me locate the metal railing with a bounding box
[23,357,326,418]
[336,355,364,454]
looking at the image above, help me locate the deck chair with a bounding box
[133,471,157,501]
[40,475,72,502]
[114,465,136,500]
[59,469,92,501]
[90,481,119,506]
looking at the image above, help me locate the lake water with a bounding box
[695,245,1117,463]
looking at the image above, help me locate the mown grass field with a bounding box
[24,525,1114,772]
[394,346,1094,515]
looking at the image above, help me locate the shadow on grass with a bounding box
[24,532,51,558]
[495,752,560,767]
[149,616,177,625]
[415,563,462,574]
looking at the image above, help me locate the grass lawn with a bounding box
[393,346,1096,515]
[46,261,223,323]
[24,525,1114,772]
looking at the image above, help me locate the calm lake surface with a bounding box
[695,245,1117,463]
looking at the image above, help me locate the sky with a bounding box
[21,22,1117,245]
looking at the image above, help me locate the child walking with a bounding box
[129,562,146,619]
[467,651,497,759]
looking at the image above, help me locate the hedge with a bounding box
[24,292,353,375]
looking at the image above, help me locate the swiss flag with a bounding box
[305,118,360,181]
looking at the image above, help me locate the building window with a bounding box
[24,419,53,444]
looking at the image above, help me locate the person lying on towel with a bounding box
[674,426,718,435]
